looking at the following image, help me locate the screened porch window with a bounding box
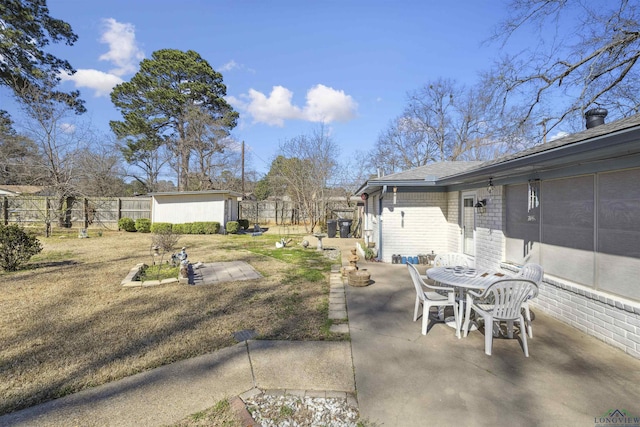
[504,168,640,301]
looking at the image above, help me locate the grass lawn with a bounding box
[0,228,341,416]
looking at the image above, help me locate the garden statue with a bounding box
[349,248,359,269]
[180,258,189,279]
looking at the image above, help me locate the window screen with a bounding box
[598,169,640,258]
[505,183,541,264]
[597,168,640,299]
[541,175,595,286]
[541,176,594,250]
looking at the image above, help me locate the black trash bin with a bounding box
[339,219,353,238]
[327,219,337,238]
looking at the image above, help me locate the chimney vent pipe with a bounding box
[585,108,608,129]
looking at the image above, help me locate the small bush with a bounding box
[118,217,136,232]
[225,221,239,234]
[192,222,219,234]
[135,218,151,233]
[150,222,172,234]
[172,223,193,234]
[206,222,220,234]
[238,219,249,230]
[151,228,180,255]
[190,222,206,234]
[0,224,43,271]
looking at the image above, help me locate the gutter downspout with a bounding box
[379,185,387,262]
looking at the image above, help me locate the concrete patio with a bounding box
[344,258,640,426]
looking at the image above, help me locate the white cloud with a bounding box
[60,18,143,97]
[231,84,357,127]
[549,131,569,141]
[220,60,239,72]
[98,18,145,76]
[219,60,255,74]
[59,69,123,97]
[303,84,357,123]
[59,123,76,134]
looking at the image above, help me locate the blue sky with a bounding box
[5,0,519,175]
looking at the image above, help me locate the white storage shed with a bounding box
[150,190,242,230]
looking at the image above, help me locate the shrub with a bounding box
[0,224,43,271]
[150,222,172,234]
[151,228,180,255]
[238,219,249,230]
[172,223,193,234]
[205,222,220,234]
[135,218,151,233]
[192,222,219,234]
[190,222,206,234]
[225,221,239,234]
[118,217,136,232]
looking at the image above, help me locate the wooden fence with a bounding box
[2,196,151,229]
[2,195,358,231]
[239,199,358,226]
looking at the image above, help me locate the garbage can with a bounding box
[327,219,337,238]
[339,219,353,238]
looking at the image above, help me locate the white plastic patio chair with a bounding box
[515,263,544,338]
[462,278,538,357]
[407,263,460,336]
[432,253,470,268]
[429,253,471,300]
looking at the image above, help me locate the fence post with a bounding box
[45,197,51,237]
[2,197,7,225]
[83,198,89,229]
[118,198,122,221]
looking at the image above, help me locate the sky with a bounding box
[4,0,521,176]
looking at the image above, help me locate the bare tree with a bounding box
[73,143,128,197]
[369,78,531,175]
[13,78,89,228]
[0,111,42,184]
[490,0,640,135]
[181,105,243,191]
[274,125,339,232]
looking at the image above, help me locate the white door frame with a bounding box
[461,192,477,259]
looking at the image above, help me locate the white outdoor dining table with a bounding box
[425,266,508,338]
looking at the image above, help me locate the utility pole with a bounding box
[241,141,245,198]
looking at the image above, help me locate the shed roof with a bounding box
[0,185,45,195]
[149,190,243,198]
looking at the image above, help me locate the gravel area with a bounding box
[244,394,360,426]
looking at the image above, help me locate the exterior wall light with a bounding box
[475,199,487,214]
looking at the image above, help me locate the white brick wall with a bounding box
[475,186,505,272]
[447,191,461,253]
[501,258,640,360]
[380,192,450,262]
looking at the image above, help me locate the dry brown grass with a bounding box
[0,228,339,416]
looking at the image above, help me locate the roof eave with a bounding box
[439,124,640,185]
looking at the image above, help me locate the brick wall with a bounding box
[501,263,640,359]
[475,186,505,272]
[380,192,450,263]
[446,191,461,253]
